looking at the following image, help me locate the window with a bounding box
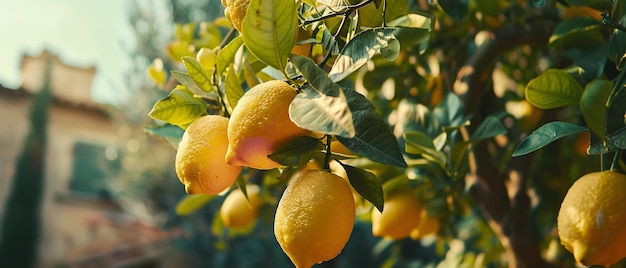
[69,141,121,198]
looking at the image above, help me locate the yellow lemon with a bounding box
[221,0,250,32]
[225,80,311,170]
[175,115,242,194]
[196,47,217,71]
[372,190,421,240]
[557,170,626,266]
[274,170,356,268]
[410,210,440,240]
[220,185,262,228]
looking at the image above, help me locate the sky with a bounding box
[0,0,141,105]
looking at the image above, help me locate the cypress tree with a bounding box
[0,57,52,267]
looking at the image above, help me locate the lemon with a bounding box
[371,190,422,240]
[410,210,440,240]
[225,80,311,170]
[274,170,356,268]
[196,47,217,71]
[175,115,242,194]
[221,0,250,32]
[220,185,262,228]
[557,170,626,266]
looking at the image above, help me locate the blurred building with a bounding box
[0,51,175,267]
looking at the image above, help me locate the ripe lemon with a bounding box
[175,115,242,194]
[220,185,262,228]
[410,210,440,240]
[371,190,422,240]
[225,80,311,170]
[557,170,626,266]
[274,170,356,268]
[221,0,250,32]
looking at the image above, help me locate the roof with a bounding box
[0,50,111,118]
[0,83,111,119]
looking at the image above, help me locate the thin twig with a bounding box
[302,0,375,25]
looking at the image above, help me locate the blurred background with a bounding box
[0,0,304,267]
[0,0,602,267]
[0,1,401,267]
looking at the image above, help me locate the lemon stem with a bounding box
[601,12,626,32]
[601,151,615,171]
[301,0,376,25]
[381,0,387,27]
[610,149,624,172]
[324,135,332,171]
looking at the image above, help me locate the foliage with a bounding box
[0,57,52,268]
[143,0,626,267]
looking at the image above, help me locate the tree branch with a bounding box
[454,21,556,268]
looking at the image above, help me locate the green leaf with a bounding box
[337,88,407,168]
[607,4,626,69]
[589,127,626,154]
[470,116,507,141]
[549,18,604,48]
[290,85,355,138]
[565,0,613,11]
[320,26,339,55]
[291,55,342,96]
[608,27,626,70]
[224,63,245,113]
[235,175,248,201]
[358,0,410,28]
[525,69,584,109]
[387,13,432,52]
[580,79,612,137]
[570,43,608,82]
[217,36,243,75]
[474,0,508,16]
[242,60,261,89]
[268,136,324,167]
[437,0,468,21]
[242,0,297,72]
[340,162,384,212]
[144,124,185,149]
[434,92,465,127]
[289,55,356,137]
[404,131,447,167]
[607,70,626,136]
[387,13,432,29]
[171,71,217,99]
[328,28,399,82]
[182,56,214,92]
[512,121,588,157]
[395,100,439,137]
[380,37,401,61]
[148,87,207,129]
[175,194,216,216]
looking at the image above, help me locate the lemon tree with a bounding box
[140,0,626,267]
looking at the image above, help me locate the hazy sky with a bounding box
[0,0,138,105]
